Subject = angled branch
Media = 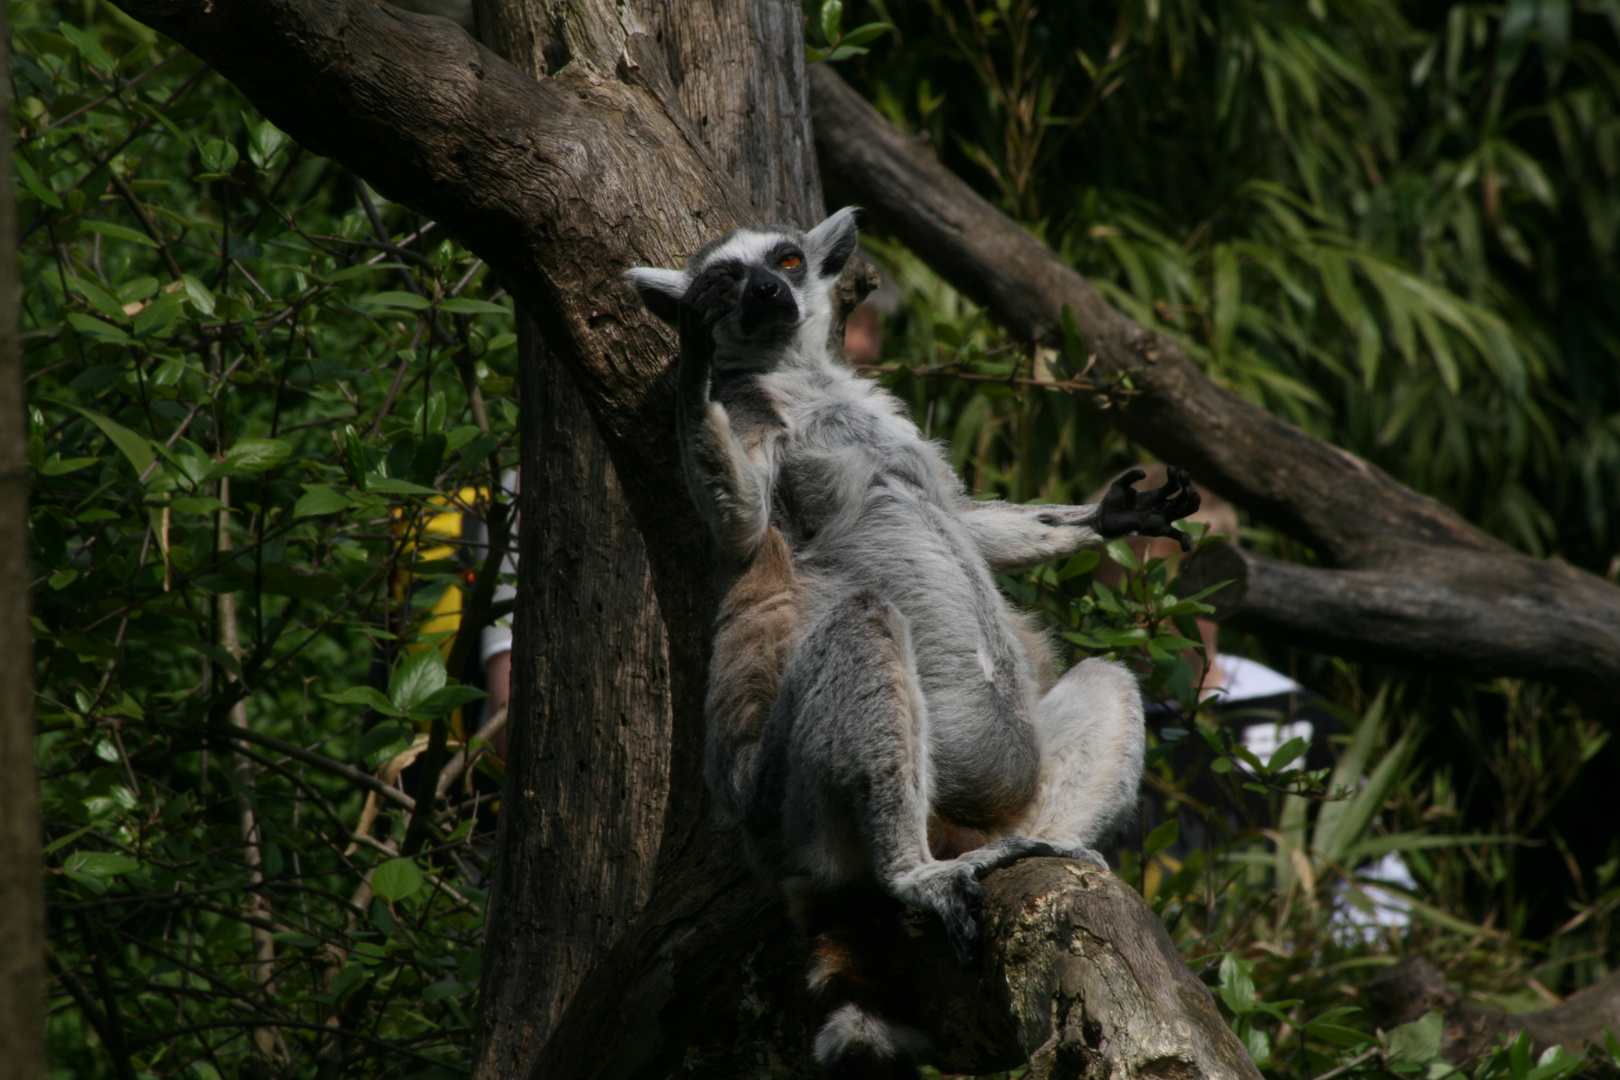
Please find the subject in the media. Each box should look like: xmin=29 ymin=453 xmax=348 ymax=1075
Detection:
xmin=808 ymin=65 xmax=1620 ymax=705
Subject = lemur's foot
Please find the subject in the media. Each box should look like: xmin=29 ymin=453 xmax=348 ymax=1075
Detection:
xmin=956 ymin=835 xmax=1109 ymax=876
xmin=892 ymin=861 xmax=985 ymax=967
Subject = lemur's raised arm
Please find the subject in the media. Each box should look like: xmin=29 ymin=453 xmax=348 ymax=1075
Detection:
xmin=626 ymin=211 xmax=1201 ymax=1080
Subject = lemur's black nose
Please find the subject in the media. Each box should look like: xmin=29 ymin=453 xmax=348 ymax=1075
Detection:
xmin=737 ymin=264 xmax=798 ymax=336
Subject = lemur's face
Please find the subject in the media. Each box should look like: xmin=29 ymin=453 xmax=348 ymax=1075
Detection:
xmin=626 ymin=208 xmax=860 ymax=365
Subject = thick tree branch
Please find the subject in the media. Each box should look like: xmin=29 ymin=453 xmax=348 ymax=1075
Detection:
xmin=1367 ymin=957 xmax=1620 ymax=1063
xmin=809 ymin=65 xmax=1620 ymax=706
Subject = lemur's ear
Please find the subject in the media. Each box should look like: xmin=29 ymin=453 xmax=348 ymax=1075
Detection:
xmin=624 ymin=267 xmax=688 ymax=326
xmin=805 ymin=207 xmax=860 ymax=279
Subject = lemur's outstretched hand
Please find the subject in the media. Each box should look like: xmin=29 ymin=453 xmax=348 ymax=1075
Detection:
xmin=1097 ymin=467 xmax=1202 ymax=551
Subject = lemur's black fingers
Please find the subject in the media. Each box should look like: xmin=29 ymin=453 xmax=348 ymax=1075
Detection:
xmin=1103 ymin=468 xmax=1147 ymax=513
xmin=1171 ymin=525 xmax=1195 ymax=552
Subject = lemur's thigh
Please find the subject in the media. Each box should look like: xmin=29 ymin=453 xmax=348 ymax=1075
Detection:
xmin=745 ymin=590 xmax=934 ymax=887
xmin=1020 ymin=657 xmax=1145 ymax=852
xmin=745 ymin=591 xmax=990 ymax=962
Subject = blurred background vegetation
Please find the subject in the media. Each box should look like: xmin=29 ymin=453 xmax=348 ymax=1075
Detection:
xmin=17 ymin=0 xmax=1620 ymax=1076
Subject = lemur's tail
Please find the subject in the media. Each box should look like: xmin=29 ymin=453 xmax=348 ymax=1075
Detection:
xmin=790 ymin=884 xmax=929 ymax=1079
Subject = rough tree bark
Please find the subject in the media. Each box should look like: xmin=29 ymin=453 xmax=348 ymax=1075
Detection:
xmin=466 ymin=3 xmax=674 ymax=1071
xmin=0 ymin=5 xmax=48 ymax=1076
xmin=809 ymin=66 xmax=1620 ymax=709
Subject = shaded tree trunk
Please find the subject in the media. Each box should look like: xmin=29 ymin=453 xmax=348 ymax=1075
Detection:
xmin=0 ymin=10 xmax=48 ymax=1079
xmin=467 ymin=3 xmax=820 ymax=1075
xmin=471 ymin=316 xmax=673 ymax=1076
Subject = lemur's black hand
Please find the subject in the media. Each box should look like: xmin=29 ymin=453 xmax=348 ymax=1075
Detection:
xmin=1097 ymin=467 xmax=1202 ymax=551
xmin=683 ymin=261 xmax=744 ymax=328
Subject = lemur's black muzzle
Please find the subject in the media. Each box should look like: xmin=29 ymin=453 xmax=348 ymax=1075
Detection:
xmin=737 ymin=265 xmax=798 ymax=336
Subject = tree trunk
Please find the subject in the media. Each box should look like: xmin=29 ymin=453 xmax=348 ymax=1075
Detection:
xmin=0 ymin=9 xmax=49 ymax=1079
xmin=471 ymin=316 xmax=673 ymax=1077
xmin=468 ymin=2 xmax=818 ymax=1074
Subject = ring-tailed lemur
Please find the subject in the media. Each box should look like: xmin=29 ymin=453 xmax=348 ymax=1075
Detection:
xmin=626 ymin=208 xmax=1201 ymax=1079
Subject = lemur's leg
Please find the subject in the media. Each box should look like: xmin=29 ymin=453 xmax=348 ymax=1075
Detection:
xmin=751 ymin=591 xmax=991 ymax=960
xmin=748 ymin=592 xmax=943 ymax=1075
xmin=1012 ymin=657 xmax=1145 ymax=862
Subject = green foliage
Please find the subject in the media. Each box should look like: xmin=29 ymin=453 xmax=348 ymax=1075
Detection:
xmin=854 ymin=0 xmax=1620 ymax=568
xmin=19 ymin=1 xmax=516 ymax=1074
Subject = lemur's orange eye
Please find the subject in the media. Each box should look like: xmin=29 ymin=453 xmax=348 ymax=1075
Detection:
xmin=779 ymin=254 xmax=802 ymax=269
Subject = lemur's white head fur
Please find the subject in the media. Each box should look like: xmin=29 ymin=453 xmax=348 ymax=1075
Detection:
xmin=625 ymin=207 xmax=860 ymax=371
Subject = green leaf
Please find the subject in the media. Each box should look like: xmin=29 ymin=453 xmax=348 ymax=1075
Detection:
xmin=132 ymin=293 xmax=184 ymax=338
xmin=295 ymin=484 xmax=357 ymax=517
xmin=1216 ymin=954 xmax=1257 ymax=1014
xmin=366 ymin=477 xmax=439 ymax=495
xmin=359 ymin=722 xmax=414 ymax=767
xmin=371 ymin=857 xmax=425 ymax=903
xmin=1386 ymin=1011 xmax=1443 ymax=1065
xmin=66 ymin=275 xmax=128 ymax=322
xmin=390 ymin=648 xmax=448 ymax=711
xmin=1105 ymin=538 xmax=1141 ymax=571
xmin=197 ymin=138 xmax=239 ymax=175
xmin=438 ymin=298 xmax=510 ymax=315
xmin=361 ymin=291 xmax=433 ymax=312
xmin=181 ymin=274 xmax=216 ymax=315
xmin=322 ymin=686 xmax=404 ymax=718
xmin=63 ymin=851 xmax=141 ymax=878
xmin=40 ymin=456 xmax=99 ymax=476
xmin=1057 ymin=548 xmax=1100 ymax=581
xmin=1267 ymin=736 xmax=1308 ymax=772
xmin=412 ymin=685 xmax=487 ymax=718
xmin=248 ymin=118 xmax=286 ymax=168
xmin=170 ymin=496 xmax=225 ymax=514
xmin=1143 ymin=819 xmax=1179 ymax=860
xmin=66 ymin=313 xmax=133 ymax=344
xmin=216 ymin=437 xmax=292 ymax=476
xmin=14 ymin=156 xmax=62 ymax=209
xmin=839 ymin=21 xmax=892 ymax=47
xmin=81 ymin=220 xmax=159 ymax=249
xmin=62 ymin=404 xmax=155 ymax=478
xmin=820 ymin=0 xmax=844 ymax=44
xmin=60 ymin=23 xmax=117 ymax=73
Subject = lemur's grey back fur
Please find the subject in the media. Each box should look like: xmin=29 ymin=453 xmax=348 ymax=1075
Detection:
xmin=626 ymin=209 xmax=1200 ymax=1078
